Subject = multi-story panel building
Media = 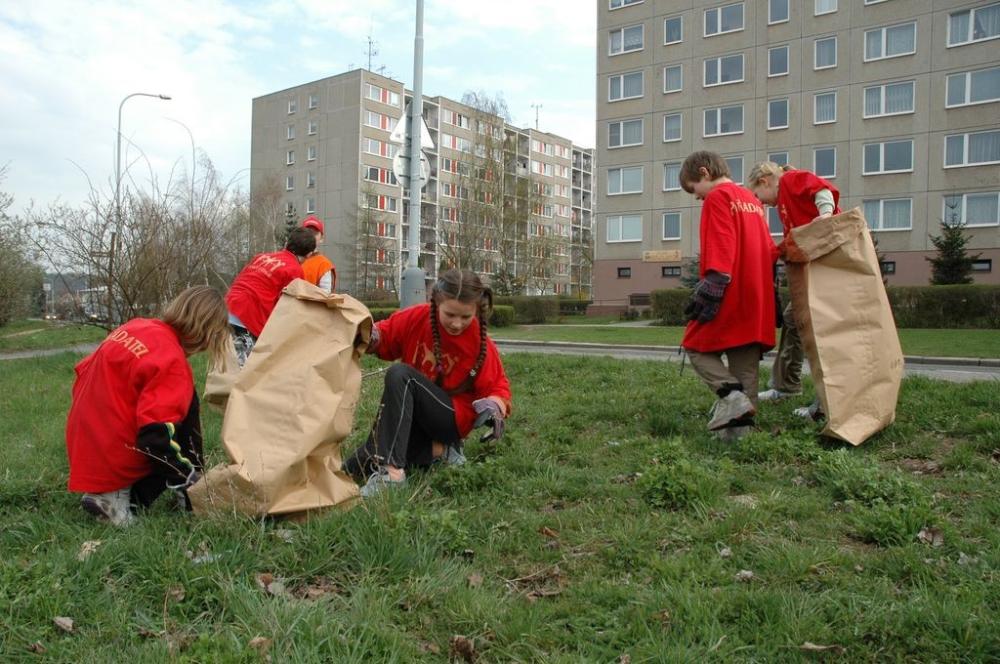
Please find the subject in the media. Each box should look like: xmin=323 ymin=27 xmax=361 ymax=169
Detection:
xmin=251 ymin=69 xmax=594 ymax=297
xmin=594 ymin=0 xmax=1000 ymax=311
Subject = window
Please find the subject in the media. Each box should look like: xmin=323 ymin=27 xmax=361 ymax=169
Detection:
xmin=662 ymin=212 xmax=681 ymax=240
xmin=863 ymin=139 xmax=913 ymax=174
xmin=704 ymin=3 xmax=744 ymax=37
xmin=948 ymin=3 xmax=1000 ymax=47
xmin=365 ymin=83 xmax=400 ymax=106
xmin=307 ymin=121 xmax=318 ymax=135
xmin=365 ymin=194 xmax=398 ymax=212
xmin=880 ymin=260 xmax=896 ymax=274
xmin=307 ymin=146 xmax=317 ymax=161
xmin=610 ymin=25 xmax=644 ymax=55
xmin=943 ymin=192 xmax=1000 ymax=228
xmin=617 ymin=267 xmax=632 ymax=278
xmin=768 ymin=98 xmax=789 ymax=130
xmin=287 ymin=99 xmax=297 ymax=114
xmin=305 ymin=197 xmax=315 ymax=214
xmin=286 ymin=150 xmax=295 ymax=165
xmin=767 ymin=207 xmax=783 ymax=235
xmin=944 ymin=131 xmax=1000 ymax=167
xmin=663 ymin=113 xmax=682 ymax=142
xmin=864 ymin=22 xmax=916 ymax=61
xmin=285 ymin=175 xmax=294 ymax=191
xmin=815 ymin=0 xmax=836 ymax=16
xmin=608 ymin=166 xmax=643 ymax=194
xmin=972 ymin=259 xmax=993 ymax=272
xmin=285 ymin=201 xmax=294 ymax=216
xmin=610 ymin=0 xmax=642 ymax=8
xmin=704 ymin=53 xmax=744 ymax=87
xmin=307 ymin=172 xmax=316 ymax=188
xmin=364 ymin=110 xmax=392 ymax=130
xmin=703 ymin=105 xmax=744 ymax=137
xmin=725 ymin=156 xmax=743 ymax=184
xmin=664 ymin=16 xmax=683 ymax=44
xmin=946 ymin=67 xmax=1000 ymax=108
xmin=609 ymin=71 xmax=644 ymax=101
xmin=443 ymin=110 xmax=470 ymax=128
xmin=364 ymin=137 xmax=397 ymax=158
xmin=363 ymin=165 xmax=398 ymax=185
xmin=769 ymin=151 xmax=789 ymax=166
xmin=814 ymin=147 xmax=836 ymax=178
xmin=864 ymin=198 xmax=912 ymax=230
xmin=609 ymin=118 xmax=643 ymax=148
xmin=664 ymin=65 xmax=683 ymax=93
xmin=662 ymin=265 xmax=682 ymax=277
xmin=308 ymin=94 xmax=319 ymax=110
xmin=814 ymin=36 xmax=837 ymax=69
xmin=768 ymin=45 xmax=789 ymax=77
xmin=663 ymin=162 xmax=681 ymax=191
xmin=864 ymin=81 xmax=915 ymax=117
xmin=608 ymin=214 xmax=642 ymax=242
xmin=814 ymin=91 xmax=837 ymax=124
xmin=769 ymin=0 xmax=788 ymax=24
xmin=531 ymin=160 xmax=554 ymax=176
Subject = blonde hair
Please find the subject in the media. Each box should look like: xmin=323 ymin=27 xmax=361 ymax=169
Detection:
xmin=162 ymin=286 xmax=231 ymax=367
xmin=746 ymin=161 xmax=793 ymax=188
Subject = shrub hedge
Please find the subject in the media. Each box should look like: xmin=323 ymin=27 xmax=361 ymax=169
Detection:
xmin=493 ymin=296 xmax=559 ymax=324
xmin=369 ymin=308 xmax=397 ymax=322
xmin=489 ymin=305 xmax=514 ymax=328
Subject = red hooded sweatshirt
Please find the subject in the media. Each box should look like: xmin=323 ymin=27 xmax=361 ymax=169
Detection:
xmin=226 ymin=249 xmax=303 ymax=337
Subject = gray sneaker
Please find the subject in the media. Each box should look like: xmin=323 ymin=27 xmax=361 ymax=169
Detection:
xmin=794 ymin=400 xmax=825 ymax=422
xmin=758 ymin=388 xmax=799 ymax=402
xmin=443 ymin=444 xmax=467 ymax=466
xmin=359 ymin=468 xmax=406 ymax=498
xmin=707 ymin=391 xmax=756 ymax=431
xmin=81 ymin=488 xmax=135 ymax=526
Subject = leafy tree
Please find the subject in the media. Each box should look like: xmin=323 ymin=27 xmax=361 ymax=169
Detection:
xmin=0 ymin=167 xmax=44 ymax=326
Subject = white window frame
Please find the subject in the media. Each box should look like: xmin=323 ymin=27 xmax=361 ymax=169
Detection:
xmin=607 ymin=166 xmax=644 ymax=195
xmin=608 ymin=71 xmax=644 ymax=102
xmin=813 ymin=91 xmax=837 ymax=125
xmin=864 ymin=198 xmax=913 ymax=231
xmin=863 ymin=22 xmax=917 ymax=62
xmin=766 ymin=207 xmax=784 ymax=236
xmin=663 ymin=113 xmax=682 ymax=142
xmin=308 ymin=94 xmax=319 ymax=110
xmin=307 ymin=146 xmax=317 ymax=162
xmin=662 ymin=211 xmax=682 ymax=240
xmin=947 ymin=3 xmax=1000 ymax=47
xmin=307 ymin=121 xmax=318 ymax=135
xmin=663 ymin=65 xmax=683 ymax=93
xmin=608 ymin=118 xmax=644 ymax=149
xmin=285 ymin=175 xmax=294 ymax=191
xmin=815 ymin=0 xmax=837 ymax=17
xmin=768 ymin=98 xmax=789 ymax=130
xmin=286 ymin=150 xmax=295 ymax=165
xmin=768 ymin=0 xmax=789 ymax=25
xmin=607 ymin=214 xmax=643 ymax=243
xmin=609 ymin=24 xmax=644 ymax=56
xmin=287 ymin=100 xmax=297 ymax=114
xmin=943 ymin=131 xmax=1000 ymax=168
xmin=942 ymin=192 xmax=1000 ymax=228
xmin=863 ymin=80 xmax=915 ymax=118
xmin=945 ymin=67 xmax=1000 ymax=109
xmin=814 ymin=146 xmax=837 ymax=179
xmin=305 ymin=197 xmax=316 ymax=214
xmin=768 ymin=45 xmax=789 ymax=77
xmin=703 ymin=53 xmax=744 ymax=88
xmin=663 ymin=162 xmax=682 ymax=191
xmin=725 ymin=155 xmax=744 ymax=184
xmin=307 ymin=172 xmax=316 ymax=188
xmin=703 ymin=105 xmax=744 ymax=137
xmin=609 ymin=0 xmax=643 ymax=8
xmin=286 ymin=125 xmax=295 ymax=140
xmin=664 ymin=16 xmax=683 ymax=45
xmin=814 ymin=36 xmax=837 ymax=70
xmin=865 ymin=0 xmax=890 ymax=4
xmin=704 ymin=2 xmax=745 ymax=38
xmin=863 ymin=139 xmax=914 ymax=175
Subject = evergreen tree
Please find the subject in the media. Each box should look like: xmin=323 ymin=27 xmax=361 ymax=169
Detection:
xmin=280 ymin=204 xmax=298 ymax=245
xmin=926 ymin=220 xmax=980 ymax=285
xmin=680 ymin=253 xmax=700 ymax=289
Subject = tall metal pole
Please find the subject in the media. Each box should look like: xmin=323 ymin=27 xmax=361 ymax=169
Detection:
xmin=399 ymin=0 xmax=427 ymax=308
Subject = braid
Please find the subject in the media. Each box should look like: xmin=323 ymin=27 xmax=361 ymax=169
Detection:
xmin=429 ymin=297 xmax=445 ymax=386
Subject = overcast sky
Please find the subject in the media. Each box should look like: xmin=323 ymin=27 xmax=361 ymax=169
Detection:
xmin=0 ymin=0 xmax=596 ymax=213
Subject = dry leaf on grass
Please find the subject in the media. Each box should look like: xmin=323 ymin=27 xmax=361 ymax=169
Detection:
xmin=53 ymin=617 xmax=75 ymax=633
xmin=718 ymin=547 xmax=732 ymax=559
xmin=467 ymin=573 xmax=484 ymax=588
xmin=525 ymin=588 xmax=562 ymax=602
xmin=77 ymin=540 xmax=103 ymax=561
xmin=295 ymin=577 xmax=342 ymax=600
xmin=449 ymin=635 xmax=477 ymax=663
xmin=249 ymin=636 xmax=272 ymax=653
xmin=167 ymin=586 xmax=186 ymax=603
xmin=917 ymin=527 xmax=944 ymax=547
xmin=538 ymin=526 xmax=560 ymax=539
xmin=734 ymin=570 xmax=755 ymax=583
xmin=255 ymin=572 xmax=289 ymax=597
xmin=27 ymin=642 xmax=46 ymax=653
xmin=958 ymin=552 xmax=978 ymax=566
xmin=730 ymin=494 xmax=758 ymax=509
xmin=273 ymin=529 xmax=295 ymax=544
xmin=618 ymin=655 xmax=631 ymax=664
xmin=419 ymin=641 xmax=441 ymax=654
xmin=800 ymin=642 xmax=846 ymax=654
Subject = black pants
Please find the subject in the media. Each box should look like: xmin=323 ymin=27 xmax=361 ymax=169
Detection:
xmin=131 ymin=391 xmax=204 ymax=510
xmin=344 ymin=364 xmax=461 ymax=478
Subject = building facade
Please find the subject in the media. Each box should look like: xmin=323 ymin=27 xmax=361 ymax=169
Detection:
xmin=594 ymin=0 xmax=1000 ymax=311
xmin=251 ymin=69 xmax=594 ymax=298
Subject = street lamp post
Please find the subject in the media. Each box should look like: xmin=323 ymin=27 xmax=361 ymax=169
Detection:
xmin=399 ymin=0 xmax=426 ymax=308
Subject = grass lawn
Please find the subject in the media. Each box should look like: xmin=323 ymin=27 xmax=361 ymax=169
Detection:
xmin=1 ymin=350 xmax=998 ymax=660
xmin=0 ymin=320 xmax=106 ymax=353
xmin=491 ymin=325 xmax=1000 ymax=359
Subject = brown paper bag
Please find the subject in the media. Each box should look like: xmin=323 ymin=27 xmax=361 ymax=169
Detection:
xmin=189 ymin=279 xmax=372 ymax=516
xmin=784 ymin=208 xmax=903 ymax=446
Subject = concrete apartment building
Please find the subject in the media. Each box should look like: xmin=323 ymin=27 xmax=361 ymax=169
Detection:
xmin=593 ymin=0 xmax=1000 ymax=312
xmin=250 ymin=69 xmax=594 ymax=297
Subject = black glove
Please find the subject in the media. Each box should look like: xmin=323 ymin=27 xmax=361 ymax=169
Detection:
xmin=684 ymin=272 xmax=730 ymax=323
xmin=472 ymin=398 xmax=505 ymax=443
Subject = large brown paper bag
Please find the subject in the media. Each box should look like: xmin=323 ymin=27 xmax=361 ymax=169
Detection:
xmin=189 ymin=279 xmax=372 ymax=516
xmin=784 ymin=208 xmax=903 ymax=446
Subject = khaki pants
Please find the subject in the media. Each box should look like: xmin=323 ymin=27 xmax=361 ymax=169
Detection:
xmin=686 ymin=344 xmax=764 ymax=407
xmin=771 ymin=301 xmax=804 ymax=394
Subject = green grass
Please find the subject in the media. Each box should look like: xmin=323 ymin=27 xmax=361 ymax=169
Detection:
xmin=0 ymin=320 xmax=106 ymax=353
xmin=491 ymin=325 xmax=1000 ymax=359
xmin=1 ymin=351 xmax=998 ymax=661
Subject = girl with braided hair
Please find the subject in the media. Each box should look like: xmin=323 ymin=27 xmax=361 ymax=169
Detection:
xmin=344 ymin=269 xmax=512 ymax=497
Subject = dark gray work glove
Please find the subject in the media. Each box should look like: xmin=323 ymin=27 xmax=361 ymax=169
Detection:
xmin=684 ymin=272 xmax=731 ymax=323
xmin=472 ymin=398 xmax=505 ymax=443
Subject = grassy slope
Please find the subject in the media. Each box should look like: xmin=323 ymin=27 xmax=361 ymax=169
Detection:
xmin=0 ymin=321 xmax=106 ymax=353
xmin=0 ymin=352 xmax=997 ymax=661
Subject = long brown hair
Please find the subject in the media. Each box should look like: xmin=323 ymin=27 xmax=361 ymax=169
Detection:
xmin=162 ymin=286 xmax=231 ymax=367
xmin=429 ymin=269 xmax=493 ymax=395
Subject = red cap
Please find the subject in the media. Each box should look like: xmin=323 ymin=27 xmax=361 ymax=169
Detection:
xmin=301 ymin=215 xmax=324 ymax=234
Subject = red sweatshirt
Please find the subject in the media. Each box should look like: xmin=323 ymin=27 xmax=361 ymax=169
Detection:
xmin=374 ymin=303 xmax=512 ymax=437
xmin=226 ymin=249 xmax=304 ymax=337
xmin=683 ymin=182 xmax=777 ymax=353
xmin=66 ymin=319 xmax=193 ymax=493
xmin=776 ymin=170 xmax=841 ymax=236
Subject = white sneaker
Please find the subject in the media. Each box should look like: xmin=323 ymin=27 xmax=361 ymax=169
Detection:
xmin=707 ymin=391 xmax=756 ymax=431
xmin=359 ymin=468 xmax=406 ymax=498
xmin=758 ymin=388 xmax=799 ymax=402
xmin=81 ymin=488 xmax=135 ymax=526
xmin=794 ymin=401 xmax=825 ymax=422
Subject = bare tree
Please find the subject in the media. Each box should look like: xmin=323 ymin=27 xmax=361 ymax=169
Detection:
xmin=0 ymin=166 xmax=44 ymax=325
xmin=349 ymin=181 xmax=399 ymax=299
